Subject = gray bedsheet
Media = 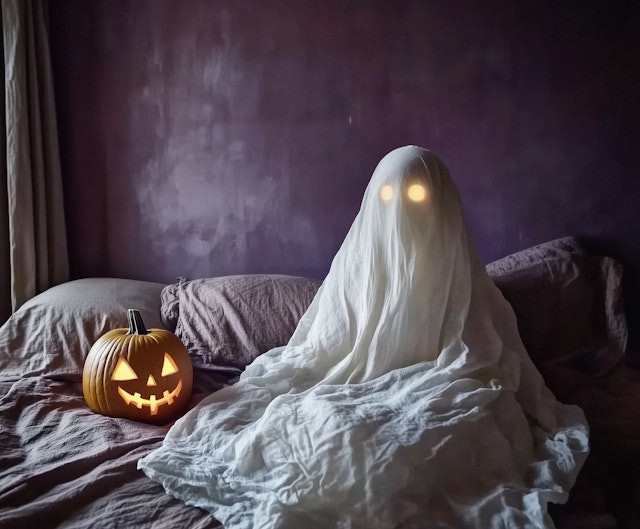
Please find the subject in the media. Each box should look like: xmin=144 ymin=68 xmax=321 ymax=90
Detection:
xmin=0 ymin=250 xmax=638 ymax=528
xmin=2 ymin=366 xmax=637 ymax=529
xmin=0 ymin=374 xmax=229 ymax=529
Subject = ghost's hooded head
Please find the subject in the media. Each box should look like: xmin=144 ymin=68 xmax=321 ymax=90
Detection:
xmin=274 ymin=146 xmax=483 ymax=384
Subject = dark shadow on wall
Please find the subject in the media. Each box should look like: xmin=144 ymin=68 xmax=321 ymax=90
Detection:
xmin=582 ymin=236 xmax=640 ymax=365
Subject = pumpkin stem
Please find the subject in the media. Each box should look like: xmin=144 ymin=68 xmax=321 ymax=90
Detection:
xmin=127 ymin=309 xmax=149 ymax=335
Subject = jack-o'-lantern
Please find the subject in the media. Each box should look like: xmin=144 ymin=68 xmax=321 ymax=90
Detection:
xmin=82 ymin=309 xmax=193 ymax=424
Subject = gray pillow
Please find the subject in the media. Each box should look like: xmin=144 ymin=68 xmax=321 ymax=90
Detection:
xmin=487 ymin=237 xmax=627 ymax=374
xmin=0 ymin=278 xmax=166 ymax=381
xmin=162 ymin=275 xmax=321 ymax=370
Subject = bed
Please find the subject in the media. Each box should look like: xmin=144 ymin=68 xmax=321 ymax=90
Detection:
xmin=0 ymin=236 xmax=638 ymax=528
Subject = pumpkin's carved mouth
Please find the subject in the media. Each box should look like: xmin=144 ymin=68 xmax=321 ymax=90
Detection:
xmin=117 ymin=379 xmax=183 ymax=416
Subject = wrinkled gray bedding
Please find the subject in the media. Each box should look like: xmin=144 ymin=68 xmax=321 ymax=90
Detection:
xmin=0 ymin=373 xmax=231 ymax=529
xmin=0 ymin=237 xmax=638 ymax=528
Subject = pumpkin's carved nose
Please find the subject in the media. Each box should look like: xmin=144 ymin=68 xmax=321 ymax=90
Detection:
xmin=147 ymin=375 xmax=157 ymax=386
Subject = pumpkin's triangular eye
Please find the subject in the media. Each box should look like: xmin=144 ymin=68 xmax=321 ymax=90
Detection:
xmin=161 ymin=353 xmax=179 ymax=377
xmin=112 ymin=357 xmax=138 ymax=381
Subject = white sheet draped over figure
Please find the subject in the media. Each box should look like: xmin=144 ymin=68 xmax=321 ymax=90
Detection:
xmin=138 ymin=146 xmax=589 ymax=529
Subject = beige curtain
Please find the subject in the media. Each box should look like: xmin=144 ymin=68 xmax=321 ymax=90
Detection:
xmin=1 ymin=0 xmax=68 ymax=323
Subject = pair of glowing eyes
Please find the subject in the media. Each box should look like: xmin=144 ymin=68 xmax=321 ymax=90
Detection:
xmin=380 ymin=183 xmax=428 ymax=203
xmin=112 ymin=353 xmax=180 ymax=386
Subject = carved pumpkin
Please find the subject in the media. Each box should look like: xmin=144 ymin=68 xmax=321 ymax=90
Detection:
xmin=82 ymin=309 xmax=193 ymax=424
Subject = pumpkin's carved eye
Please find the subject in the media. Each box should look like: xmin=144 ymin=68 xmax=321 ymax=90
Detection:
xmin=161 ymin=353 xmax=179 ymax=377
xmin=111 ymin=353 xmax=179 ymax=382
xmin=112 ymin=357 xmax=138 ymax=381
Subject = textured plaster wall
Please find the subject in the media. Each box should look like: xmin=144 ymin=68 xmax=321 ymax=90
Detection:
xmin=50 ymin=1 xmax=639 ymax=342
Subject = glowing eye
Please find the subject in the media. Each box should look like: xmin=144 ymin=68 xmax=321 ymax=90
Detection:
xmin=161 ymin=353 xmax=179 ymax=377
xmin=407 ymin=183 xmax=427 ymax=202
xmin=112 ymin=357 xmax=138 ymax=381
xmin=380 ymin=184 xmax=394 ymax=202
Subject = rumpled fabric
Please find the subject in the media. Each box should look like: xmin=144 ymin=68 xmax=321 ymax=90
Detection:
xmin=138 ymin=146 xmax=589 ymax=529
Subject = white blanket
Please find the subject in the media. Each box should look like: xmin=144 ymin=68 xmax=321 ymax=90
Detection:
xmin=139 ymin=146 xmax=588 ymax=529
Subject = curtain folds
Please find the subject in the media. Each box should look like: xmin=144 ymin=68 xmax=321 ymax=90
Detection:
xmin=1 ymin=0 xmax=68 ymax=323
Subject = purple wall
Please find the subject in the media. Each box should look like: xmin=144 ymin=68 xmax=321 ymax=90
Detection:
xmin=50 ymin=1 xmax=639 ymax=342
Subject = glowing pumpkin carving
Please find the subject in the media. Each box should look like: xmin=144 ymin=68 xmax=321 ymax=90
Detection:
xmin=82 ymin=309 xmax=193 ymax=424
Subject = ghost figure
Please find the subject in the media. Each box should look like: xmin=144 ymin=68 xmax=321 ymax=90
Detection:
xmin=139 ymin=146 xmax=588 ymax=529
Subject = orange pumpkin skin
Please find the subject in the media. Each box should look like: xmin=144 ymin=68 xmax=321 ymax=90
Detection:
xmin=82 ymin=309 xmax=193 ymax=424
